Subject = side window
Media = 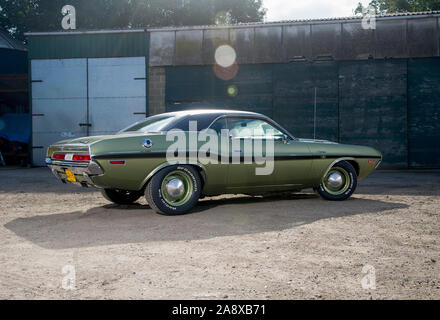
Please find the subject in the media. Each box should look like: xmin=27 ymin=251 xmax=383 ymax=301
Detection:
xmin=227 ymin=118 xmax=284 ymax=139
xmin=209 ymin=117 xmax=228 ymax=134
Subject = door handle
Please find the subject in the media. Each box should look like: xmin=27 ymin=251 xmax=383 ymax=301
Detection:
xmin=79 ymin=123 xmax=92 ymax=127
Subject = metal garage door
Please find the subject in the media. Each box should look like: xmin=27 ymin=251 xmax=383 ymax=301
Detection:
xmin=88 ymin=57 xmax=146 ymax=136
xmin=31 ymin=59 xmax=88 ymax=166
xmin=408 ymin=58 xmax=440 ymax=167
xmin=165 ymin=65 xmax=273 ymax=117
xmin=31 ymin=57 xmax=146 ymax=165
xmin=339 ymin=60 xmax=408 ymax=168
xmin=273 ymin=61 xmax=339 ymax=141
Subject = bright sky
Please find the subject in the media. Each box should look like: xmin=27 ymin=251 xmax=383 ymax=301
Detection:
xmin=263 ymin=0 xmax=371 ymax=22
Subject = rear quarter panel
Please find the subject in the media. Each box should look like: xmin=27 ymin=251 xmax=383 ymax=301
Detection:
xmin=90 ymin=134 xmax=168 ymax=191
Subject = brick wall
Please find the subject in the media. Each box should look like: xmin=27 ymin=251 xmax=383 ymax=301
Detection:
xmin=148 ymin=67 xmax=166 ymax=115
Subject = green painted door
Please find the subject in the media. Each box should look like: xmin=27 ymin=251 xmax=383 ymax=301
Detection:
xmin=165 ymin=65 xmax=273 ymax=116
xmin=273 ymin=61 xmax=339 ymax=142
xmin=408 ymin=58 xmax=440 ymax=168
xmin=339 ymin=60 xmax=408 ymax=168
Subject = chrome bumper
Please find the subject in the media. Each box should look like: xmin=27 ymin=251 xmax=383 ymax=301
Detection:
xmin=46 ymin=158 xmax=103 ymax=187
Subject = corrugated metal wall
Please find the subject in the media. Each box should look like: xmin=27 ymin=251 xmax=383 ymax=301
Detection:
xmin=165 ymin=58 xmax=440 ymax=168
xmin=166 ymin=65 xmax=273 ymax=116
xmin=339 ymin=60 xmax=408 ymax=167
xmin=28 ymin=32 xmax=148 ymax=59
xmin=273 ymin=61 xmax=339 ymax=142
xmin=408 ymin=58 xmax=440 ymax=167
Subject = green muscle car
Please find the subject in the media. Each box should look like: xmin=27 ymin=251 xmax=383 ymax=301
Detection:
xmin=46 ymin=109 xmax=382 ymax=215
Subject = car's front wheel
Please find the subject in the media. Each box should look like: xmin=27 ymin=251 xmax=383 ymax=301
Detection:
xmin=317 ymin=161 xmax=357 ymax=201
xmin=101 ymin=188 xmax=143 ymax=205
xmin=145 ymin=165 xmax=202 ymax=215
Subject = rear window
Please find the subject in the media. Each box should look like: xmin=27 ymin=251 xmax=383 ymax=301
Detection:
xmin=171 ymin=114 xmax=219 ymax=131
xmin=121 ymin=115 xmax=176 ymax=133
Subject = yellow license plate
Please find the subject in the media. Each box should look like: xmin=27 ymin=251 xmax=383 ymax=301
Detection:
xmin=65 ymin=169 xmax=76 ymax=182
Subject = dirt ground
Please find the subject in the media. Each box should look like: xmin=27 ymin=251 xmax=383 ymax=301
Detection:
xmin=0 ymin=167 xmax=439 ymax=300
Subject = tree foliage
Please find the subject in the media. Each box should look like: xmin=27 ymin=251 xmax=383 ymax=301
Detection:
xmin=0 ymin=0 xmax=266 ymax=41
xmin=355 ymin=0 xmax=440 ymax=15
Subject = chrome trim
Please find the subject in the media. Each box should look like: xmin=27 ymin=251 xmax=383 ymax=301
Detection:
xmin=48 ymin=165 xmax=89 ymax=175
xmin=227 ymin=183 xmax=302 ymax=189
xmin=47 ymin=160 xmax=103 ymax=175
xmin=375 ymin=160 xmax=382 ymax=169
xmin=142 ymin=138 xmax=153 ymax=149
xmin=50 ymin=160 xmax=89 ymax=168
xmin=82 ymin=173 xmax=95 ymax=185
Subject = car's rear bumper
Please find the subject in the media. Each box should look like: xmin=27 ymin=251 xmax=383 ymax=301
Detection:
xmin=46 ymin=158 xmax=104 ymax=188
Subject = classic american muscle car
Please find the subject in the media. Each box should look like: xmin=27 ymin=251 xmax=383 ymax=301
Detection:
xmin=46 ymin=109 xmax=382 ymax=215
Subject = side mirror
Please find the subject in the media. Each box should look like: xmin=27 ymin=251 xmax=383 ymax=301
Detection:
xmin=283 ymin=134 xmax=290 ymax=144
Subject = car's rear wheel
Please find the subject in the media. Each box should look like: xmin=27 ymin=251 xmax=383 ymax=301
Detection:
xmin=101 ymin=188 xmax=142 ymax=205
xmin=317 ymin=161 xmax=357 ymax=201
xmin=145 ymin=165 xmax=201 ymax=215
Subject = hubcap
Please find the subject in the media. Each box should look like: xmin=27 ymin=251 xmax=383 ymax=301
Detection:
xmin=161 ymin=170 xmax=194 ymax=206
xmin=327 ymin=172 xmax=343 ymax=188
xmin=165 ymin=178 xmax=184 ymax=198
xmin=322 ymin=167 xmax=351 ymax=195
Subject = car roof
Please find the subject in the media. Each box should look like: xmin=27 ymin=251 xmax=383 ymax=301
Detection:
xmin=158 ymin=109 xmax=265 ymax=118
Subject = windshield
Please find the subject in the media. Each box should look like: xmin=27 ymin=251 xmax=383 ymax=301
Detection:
xmin=120 ymin=115 xmax=176 ymax=133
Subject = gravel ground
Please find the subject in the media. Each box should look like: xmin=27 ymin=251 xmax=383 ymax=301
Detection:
xmin=0 ymin=167 xmax=439 ymax=300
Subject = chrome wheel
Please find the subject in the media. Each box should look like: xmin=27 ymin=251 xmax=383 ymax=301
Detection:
xmin=160 ymin=170 xmax=194 ymax=206
xmin=322 ymin=168 xmax=351 ymax=196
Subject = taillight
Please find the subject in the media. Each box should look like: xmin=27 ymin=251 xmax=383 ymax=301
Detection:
xmin=52 ymin=153 xmax=91 ymax=161
xmin=72 ymin=154 xmax=91 ymax=161
xmin=52 ymin=153 xmax=65 ymax=160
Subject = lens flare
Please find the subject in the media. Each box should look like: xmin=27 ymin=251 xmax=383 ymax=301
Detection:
xmin=215 ymin=45 xmax=236 ymax=68
xmin=227 ymin=85 xmax=238 ymax=97
xmin=213 ymin=61 xmax=239 ymax=81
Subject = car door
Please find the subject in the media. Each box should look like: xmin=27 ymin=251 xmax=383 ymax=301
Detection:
xmin=225 ymin=117 xmax=313 ymax=190
xmin=224 ymin=117 xmax=278 ymax=189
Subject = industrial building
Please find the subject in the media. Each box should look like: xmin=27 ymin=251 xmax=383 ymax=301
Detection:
xmin=25 ymin=11 xmax=440 ymax=168
xmin=0 ymin=31 xmax=29 ymax=166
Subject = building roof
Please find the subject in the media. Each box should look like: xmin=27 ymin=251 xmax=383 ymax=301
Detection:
xmin=148 ymin=10 xmax=440 ymax=31
xmin=24 ymin=11 xmax=440 ymax=36
xmin=0 ymin=30 xmax=27 ymax=51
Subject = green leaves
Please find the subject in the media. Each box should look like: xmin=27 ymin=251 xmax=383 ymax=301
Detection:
xmin=1 ymin=0 xmax=266 ymax=42
xmin=355 ymin=0 xmax=440 ymax=15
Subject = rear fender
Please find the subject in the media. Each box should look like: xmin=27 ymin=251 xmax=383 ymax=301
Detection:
xmin=140 ymin=161 xmax=207 ymax=190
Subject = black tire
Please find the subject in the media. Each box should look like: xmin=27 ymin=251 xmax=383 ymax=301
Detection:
xmin=145 ymin=165 xmax=201 ymax=215
xmin=101 ymin=188 xmax=142 ymax=205
xmin=317 ymin=161 xmax=357 ymax=201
